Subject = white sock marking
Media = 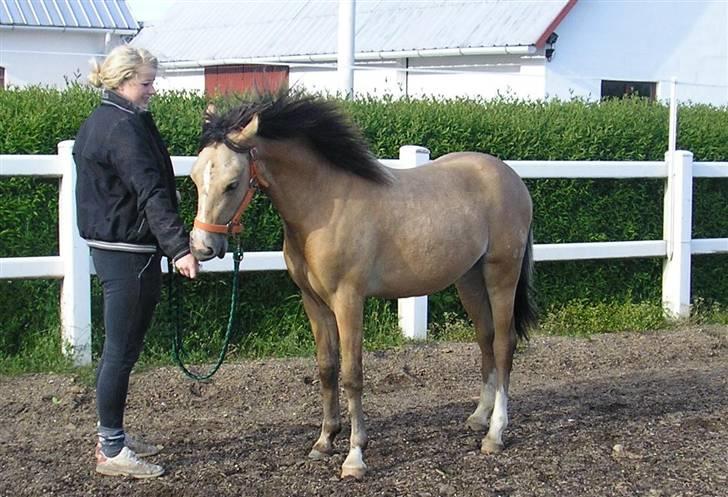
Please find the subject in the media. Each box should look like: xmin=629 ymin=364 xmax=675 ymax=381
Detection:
xmin=487 ymin=386 xmax=508 ymax=446
xmin=472 ymin=370 xmax=497 ymax=422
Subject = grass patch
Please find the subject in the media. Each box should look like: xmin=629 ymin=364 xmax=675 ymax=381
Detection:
xmin=0 ymin=325 xmax=75 ymax=374
xmin=2 ymin=298 xmax=726 ymax=376
xmin=429 ymin=300 xmax=685 ymax=341
xmin=538 ymin=299 xmax=667 ymax=336
xmin=362 ymin=298 xmax=406 ymax=351
xmin=690 ymin=298 xmax=728 ymax=325
xmin=429 ymin=312 xmax=475 ymax=342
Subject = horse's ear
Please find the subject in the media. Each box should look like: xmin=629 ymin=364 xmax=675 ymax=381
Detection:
xmin=227 ymin=114 xmax=259 ymax=144
xmin=204 ymin=103 xmax=216 ymax=123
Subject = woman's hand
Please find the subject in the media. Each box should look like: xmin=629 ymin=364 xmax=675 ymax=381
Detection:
xmin=175 ymin=253 xmax=200 ymax=279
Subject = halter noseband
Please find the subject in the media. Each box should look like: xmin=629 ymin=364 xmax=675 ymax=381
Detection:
xmin=193 ymin=148 xmax=267 ymax=235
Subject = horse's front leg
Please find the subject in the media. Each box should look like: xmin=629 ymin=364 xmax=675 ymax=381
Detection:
xmin=333 ymin=294 xmax=368 ymax=479
xmin=301 ymin=291 xmax=342 ymax=459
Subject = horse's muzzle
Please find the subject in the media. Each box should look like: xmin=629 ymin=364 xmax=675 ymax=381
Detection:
xmin=189 ymin=229 xmax=228 ymax=261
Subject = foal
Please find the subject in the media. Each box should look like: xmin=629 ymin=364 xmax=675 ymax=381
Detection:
xmin=189 ymin=95 xmax=537 ymax=479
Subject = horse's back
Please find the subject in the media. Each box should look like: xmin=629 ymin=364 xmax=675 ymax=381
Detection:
xmin=408 ymin=151 xmax=531 ymax=213
xmin=431 ymin=151 xmax=522 ymax=184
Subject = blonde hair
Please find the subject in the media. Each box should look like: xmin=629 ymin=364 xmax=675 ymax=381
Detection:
xmin=88 ymin=45 xmax=158 ymax=90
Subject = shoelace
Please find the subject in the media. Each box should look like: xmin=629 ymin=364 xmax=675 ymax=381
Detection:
xmin=127 ymin=450 xmax=140 ymax=462
xmin=123 ymin=449 xmax=146 ymax=466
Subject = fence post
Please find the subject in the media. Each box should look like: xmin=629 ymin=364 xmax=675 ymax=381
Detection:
xmin=662 ymin=150 xmax=693 ymax=319
xmin=58 ymin=140 xmax=92 ymax=365
xmin=396 ymin=145 xmax=431 ymax=339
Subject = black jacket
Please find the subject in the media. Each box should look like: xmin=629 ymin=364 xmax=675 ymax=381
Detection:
xmin=73 ymin=90 xmax=190 ymax=262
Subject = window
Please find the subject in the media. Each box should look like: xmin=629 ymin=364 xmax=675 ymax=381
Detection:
xmin=0 ymin=67 xmax=4 ymax=90
xmin=601 ymin=80 xmax=656 ymax=100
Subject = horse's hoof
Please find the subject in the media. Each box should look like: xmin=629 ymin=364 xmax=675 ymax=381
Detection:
xmin=308 ymin=448 xmax=331 ymax=460
xmin=465 ymin=415 xmax=488 ymax=432
xmin=481 ymin=437 xmax=504 ymax=454
xmin=341 ymin=446 xmax=367 ymax=480
xmin=341 ymin=463 xmax=367 ymax=480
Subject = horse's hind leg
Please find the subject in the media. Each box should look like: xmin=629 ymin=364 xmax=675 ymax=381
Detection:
xmin=301 ymin=291 xmax=342 ymax=460
xmin=480 ymin=257 xmax=522 ymax=454
xmin=455 ymin=264 xmax=497 ymax=432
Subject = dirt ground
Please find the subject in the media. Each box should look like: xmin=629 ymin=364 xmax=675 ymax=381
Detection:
xmin=1 ymin=325 xmax=726 ymax=497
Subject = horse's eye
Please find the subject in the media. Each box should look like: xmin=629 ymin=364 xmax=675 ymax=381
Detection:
xmin=224 ymin=181 xmax=240 ymax=193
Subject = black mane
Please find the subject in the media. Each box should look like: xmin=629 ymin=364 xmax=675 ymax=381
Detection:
xmin=200 ymin=94 xmax=393 ymax=184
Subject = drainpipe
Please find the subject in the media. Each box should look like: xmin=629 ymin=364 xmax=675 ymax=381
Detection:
xmin=338 ymin=0 xmax=355 ymax=99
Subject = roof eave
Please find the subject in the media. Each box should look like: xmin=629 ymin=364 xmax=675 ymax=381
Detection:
xmin=161 ymin=45 xmax=538 ymax=70
xmin=0 ymin=24 xmax=138 ymax=35
xmin=534 ymin=0 xmax=578 ymax=48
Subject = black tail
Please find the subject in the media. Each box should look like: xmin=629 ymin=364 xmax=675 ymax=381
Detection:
xmin=514 ymin=227 xmax=538 ymax=341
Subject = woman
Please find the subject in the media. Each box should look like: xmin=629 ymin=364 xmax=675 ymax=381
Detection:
xmin=73 ymin=45 xmax=199 ymax=478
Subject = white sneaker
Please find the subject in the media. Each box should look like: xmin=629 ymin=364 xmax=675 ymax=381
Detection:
xmin=95 ymin=446 xmax=165 ymax=478
xmin=125 ymin=433 xmax=163 ymax=457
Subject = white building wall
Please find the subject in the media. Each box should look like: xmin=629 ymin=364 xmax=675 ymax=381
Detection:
xmin=545 ymin=0 xmax=728 ymax=105
xmin=155 ymin=68 xmax=204 ymax=93
xmin=290 ymin=64 xmax=405 ymax=98
xmin=157 ymin=53 xmax=548 ymax=99
xmin=282 ymin=54 xmax=546 ymax=100
xmin=0 ymin=29 xmax=127 ymax=88
xmin=155 ymin=1 xmax=727 ymax=106
xmin=162 ymin=58 xmax=547 ymax=101
xmin=405 ymin=56 xmax=546 ymax=100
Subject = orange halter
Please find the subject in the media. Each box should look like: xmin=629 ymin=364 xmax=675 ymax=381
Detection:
xmin=193 ymin=148 xmax=268 ymax=235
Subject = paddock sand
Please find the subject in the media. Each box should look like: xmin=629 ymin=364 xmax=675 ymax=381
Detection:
xmin=1 ymin=325 xmax=726 ymax=496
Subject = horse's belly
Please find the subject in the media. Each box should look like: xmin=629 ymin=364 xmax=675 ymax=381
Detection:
xmin=373 ymin=280 xmax=452 ymax=299
xmin=365 ymin=214 xmax=489 ymax=298
xmin=369 ymin=250 xmax=482 ymax=299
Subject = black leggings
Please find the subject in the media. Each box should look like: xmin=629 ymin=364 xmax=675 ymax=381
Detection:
xmin=92 ymin=248 xmax=161 ymax=430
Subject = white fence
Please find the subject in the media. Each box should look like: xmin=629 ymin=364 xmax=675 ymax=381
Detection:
xmin=1 ymin=143 xmax=727 ymax=366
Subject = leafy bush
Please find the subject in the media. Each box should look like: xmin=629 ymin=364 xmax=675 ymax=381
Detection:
xmin=1 ymin=86 xmax=726 ymax=370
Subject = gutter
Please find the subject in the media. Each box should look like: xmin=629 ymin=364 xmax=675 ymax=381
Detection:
xmin=0 ymin=24 xmax=138 ymax=35
xmin=161 ymin=45 xmax=538 ymax=70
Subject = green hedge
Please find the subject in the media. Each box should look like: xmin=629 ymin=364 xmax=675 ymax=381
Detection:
xmin=1 ymin=86 xmax=726 ymax=362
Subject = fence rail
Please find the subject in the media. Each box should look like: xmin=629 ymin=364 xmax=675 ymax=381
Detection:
xmin=1 ymin=143 xmax=727 ymax=365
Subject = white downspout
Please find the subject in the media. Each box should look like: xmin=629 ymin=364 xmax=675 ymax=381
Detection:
xmin=337 ymin=0 xmax=355 ymax=99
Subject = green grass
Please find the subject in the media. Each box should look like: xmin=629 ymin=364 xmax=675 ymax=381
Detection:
xmin=426 ymin=298 xmax=728 ymax=342
xmin=0 ymin=324 xmax=75 ymax=374
xmin=690 ymin=298 xmax=728 ymax=325
xmin=1 ymin=299 xmax=726 ymax=376
xmin=429 ymin=312 xmax=476 ymax=342
xmin=538 ymin=299 xmax=668 ymax=336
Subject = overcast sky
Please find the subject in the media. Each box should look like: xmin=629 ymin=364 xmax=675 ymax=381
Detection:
xmin=126 ymin=0 xmax=175 ymax=23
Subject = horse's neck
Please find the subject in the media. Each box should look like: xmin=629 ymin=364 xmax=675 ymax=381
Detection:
xmin=260 ymin=141 xmax=352 ymax=226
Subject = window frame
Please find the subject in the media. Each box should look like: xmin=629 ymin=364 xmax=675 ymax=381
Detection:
xmin=601 ymin=80 xmax=657 ymax=101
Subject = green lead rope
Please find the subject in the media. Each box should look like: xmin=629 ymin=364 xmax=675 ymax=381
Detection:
xmin=169 ymin=241 xmax=243 ymax=381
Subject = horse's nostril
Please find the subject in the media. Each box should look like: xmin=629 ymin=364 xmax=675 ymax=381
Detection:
xmin=200 ymin=246 xmax=214 ymax=257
